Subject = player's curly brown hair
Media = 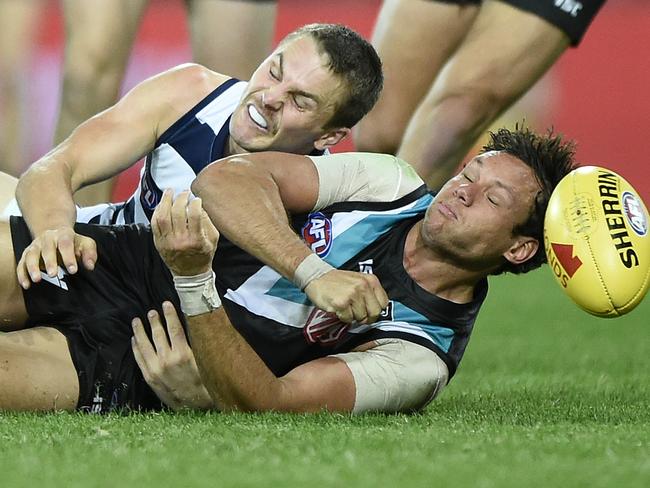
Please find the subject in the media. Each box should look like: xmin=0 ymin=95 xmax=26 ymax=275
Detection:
xmin=484 ymin=124 xmax=577 ymax=275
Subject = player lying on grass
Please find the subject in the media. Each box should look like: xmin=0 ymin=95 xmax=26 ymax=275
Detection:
xmin=0 ymin=127 xmax=575 ymax=413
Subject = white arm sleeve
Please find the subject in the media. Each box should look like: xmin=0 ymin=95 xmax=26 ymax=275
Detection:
xmin=307 ymin=152 xmax=425 ymax=211
xmin=331 ymin=338 xmax=449 ymax=414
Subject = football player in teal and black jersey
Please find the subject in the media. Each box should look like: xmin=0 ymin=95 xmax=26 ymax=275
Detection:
xmin=1 ymin=126 xmax=575 ymax=413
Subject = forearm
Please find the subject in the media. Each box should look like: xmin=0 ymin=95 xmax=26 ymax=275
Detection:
xmin=192 ymin=156 xmax=314 ymax=281
xmin=186 ymin=307 xmax=288 ymax=412
xmin=16 ymin=151 xmax=78 ymax=234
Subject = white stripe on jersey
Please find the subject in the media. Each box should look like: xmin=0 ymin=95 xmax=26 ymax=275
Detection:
xmin=195 ymin=82 xmax=245 ymax=133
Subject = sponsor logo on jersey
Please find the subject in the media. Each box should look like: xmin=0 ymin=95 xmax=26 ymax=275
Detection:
xmin=90 ymin=382 xmax=103 ymax=414
xmin=379 ymin=301 xmax=394 ymax=321
xmin=40 ymin=266 xmax=69 ymax=291
xmin=303 ymin=301 xmax=395 ymax=345
xmin=622 ymin=191 xmax=648 ymax=237
xmin=303 ymin=308 xmax=348 ymax=345
xmin=358 ymin=259 xmax=373 ymax=274
xmin=554 ymin=0 xmax=582 ymax=17
xmin=140 ymin=156 xmax=162 ymax=210
xmin=301 ymin=212 xmax=332 ymax=257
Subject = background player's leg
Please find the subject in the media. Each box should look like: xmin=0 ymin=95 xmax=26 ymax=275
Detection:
xmin=354 ymin=0 xmax=480 ymax=154
xmin=0 ymin=0 xmax=42 ymax=177
xmin=0 ymin=220 xmax=28 ymax=331
xmin=0 ymin=172 xmax=17 ymax=213
xmin=398 ymin=0 xmax=570 ymax=190
xmin=55 ymin=0 xmax=149 ymax=206
xmin=186 ymin=0 xmax=277 ymax=81
xmin=0 ymin=326 xmax=79 ymax=411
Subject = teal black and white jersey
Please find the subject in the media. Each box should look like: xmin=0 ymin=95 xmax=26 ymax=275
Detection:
xmin=213 ymin=185 xmax=487 ymax=380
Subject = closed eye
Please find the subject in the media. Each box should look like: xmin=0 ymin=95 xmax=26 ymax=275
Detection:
xmin=292 ymin=95 xmax=306 ymax=110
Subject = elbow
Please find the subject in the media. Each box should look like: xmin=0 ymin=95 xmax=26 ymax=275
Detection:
xmin=191 ymin=155 xmax=266 ymax=199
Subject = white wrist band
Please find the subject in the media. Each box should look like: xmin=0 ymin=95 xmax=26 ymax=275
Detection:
xmin=293 ymin=254 xmax=334 ymax=290
xmin=173 ymin=270 xmax=222 ymax=317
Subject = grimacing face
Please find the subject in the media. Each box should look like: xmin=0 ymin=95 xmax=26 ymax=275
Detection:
xmin=421 ymin=151 xmax=542 ymax=270
xmin=229 ymin=34 xmax=349 ymax=154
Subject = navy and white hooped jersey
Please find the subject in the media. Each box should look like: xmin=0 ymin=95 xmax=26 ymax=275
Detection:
xmin=213 ymin=186 xmax=487 ymax=380
xmin=77 ymin=78 xmax=248 ymax=225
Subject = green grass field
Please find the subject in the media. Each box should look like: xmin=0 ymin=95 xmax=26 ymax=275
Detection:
xmin=1 ymin=269 xmax=648 ymax=488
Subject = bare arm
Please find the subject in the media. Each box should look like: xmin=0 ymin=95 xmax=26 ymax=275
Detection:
xmin=191 ymin=152 xmax=319 ymax=280
xmin=133 ymin=301 xmax=356 ymax=413
xmin=14 ymin=64 xmax=227 ymax=286
xmin=148 ymin=190 xmax=355 ymax=412
xmin=191 ymin=153 xmax=390 ymax=324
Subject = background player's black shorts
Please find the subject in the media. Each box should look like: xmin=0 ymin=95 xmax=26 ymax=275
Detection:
xmin=432 ymin=0 xmax=606 ymax=45
xmin=10 ymin=217 xmax=182 ymax=413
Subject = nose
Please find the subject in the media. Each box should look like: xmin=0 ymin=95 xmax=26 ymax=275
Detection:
xmin=454 ymin=182 xmax=475 ymax=206
xmin=262 ymin=86 xmax=283 ymax=111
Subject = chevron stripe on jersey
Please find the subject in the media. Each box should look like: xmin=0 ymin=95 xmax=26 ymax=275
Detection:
xmin=219 ymin=188 xmax=485 ymax=378
xmin=225 ymin=191 xmax=433 ymax=314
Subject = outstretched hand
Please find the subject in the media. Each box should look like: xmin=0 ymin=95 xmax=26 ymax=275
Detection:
xmin=152 ymin=189 xmax=219 ymax=276
xmin=304 ymin=269 xmax=389 ymax=324
xmin=16 ymin=226 xmax=97 ymax=289
xmin=132 ymin=301 xmax=214 ymax=410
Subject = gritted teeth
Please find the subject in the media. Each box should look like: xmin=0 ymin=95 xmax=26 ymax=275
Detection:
xmin=247 ymin=104 xmax=268 ymax=129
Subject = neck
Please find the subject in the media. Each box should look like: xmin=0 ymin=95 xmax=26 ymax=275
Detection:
xmin=226 ymin=136 xmax=245 ymax=157
xmin=403 ymin=221 xmax=486 ymax=304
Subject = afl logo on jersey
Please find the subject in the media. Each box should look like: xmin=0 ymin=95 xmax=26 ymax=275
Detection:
xmin=301 ymin=212 xmax=332 ymax=257
xmin=140 ymin=170 xmax=162 ymax=210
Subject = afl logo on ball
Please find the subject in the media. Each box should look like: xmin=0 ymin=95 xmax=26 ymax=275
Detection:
xmin=622 ymin=192 xmax=648 ymax=236
xmin=301 ymin=212 xmax=332 ymax=257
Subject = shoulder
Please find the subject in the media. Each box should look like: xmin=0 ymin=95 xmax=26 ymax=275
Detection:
xmin=156 ymin=63 xmax=232 ymax=108
xmin=142 ymin=64 xmax=236 ymax=137
xmin=308 ymin=152 xmax=425 ymax=209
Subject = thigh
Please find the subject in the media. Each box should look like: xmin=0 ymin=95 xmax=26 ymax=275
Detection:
xmin=186 ymin=0 xmax=277 ymax=80
xmin=0 ymin=326 xmax=79 ymax=411
xmin=0 ymin=0 xmax=42 ymax=71
xmin=0 ymin=219 xmax=28 ymax=330
xmin=356 ymin=0 xmax=480 ymax=148
xmin=429 ymin=0 xmax=570 ymax=101
xmin=61 ymin=0 xmax=150 ymax=67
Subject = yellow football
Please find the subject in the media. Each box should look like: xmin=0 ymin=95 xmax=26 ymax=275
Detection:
xmin=544 ymin=166 xmax=650 ymax=317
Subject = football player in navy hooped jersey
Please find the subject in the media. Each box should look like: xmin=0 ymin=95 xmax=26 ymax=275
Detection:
xmin=5 ymin=22 xmax=382 ymax=278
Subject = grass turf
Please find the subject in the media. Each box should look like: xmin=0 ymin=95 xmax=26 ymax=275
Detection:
xmin=1 ymin=269 xmax=648 ymax=487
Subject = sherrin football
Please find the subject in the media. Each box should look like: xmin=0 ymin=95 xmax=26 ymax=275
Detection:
xmin=544 ymin=166 xmax=650 ymax=317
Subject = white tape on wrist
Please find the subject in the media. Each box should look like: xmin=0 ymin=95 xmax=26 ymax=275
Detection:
xmin=293 ymin=254 xmax=334 ymax=291
xmin=173 ymin=270 xmax=222 ymax=317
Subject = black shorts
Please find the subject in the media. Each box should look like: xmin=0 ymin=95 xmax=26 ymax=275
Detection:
xmin=10 ymin=217 xmax=181 ymax=413
xmin=434 ymin=0 xmax=606 ymax=45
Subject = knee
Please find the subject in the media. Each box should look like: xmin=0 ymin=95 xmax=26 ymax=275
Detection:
xmin=60 ymin=46 xmax=126 ymax=108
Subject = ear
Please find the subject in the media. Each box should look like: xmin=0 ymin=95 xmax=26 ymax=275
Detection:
xmin=503 ymin=237 xmax=539 ymax=265
xmin=313 ymin=127 xmax=351 ymax=151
